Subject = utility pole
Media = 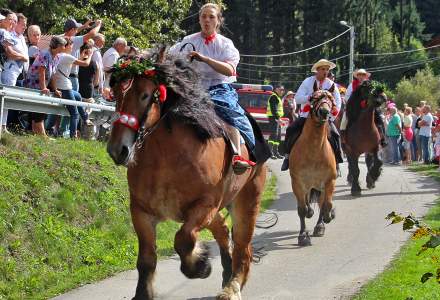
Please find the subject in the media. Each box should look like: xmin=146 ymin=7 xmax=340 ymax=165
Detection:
xmin=340 ymin=21 xmax=355 ymax=84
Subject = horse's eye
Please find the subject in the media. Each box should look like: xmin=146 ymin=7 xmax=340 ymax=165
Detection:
xmin=141 ymin=93 xmax=149 ymax=101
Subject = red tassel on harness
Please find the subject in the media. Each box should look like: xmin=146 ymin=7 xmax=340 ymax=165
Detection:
xmin=302 ymin=104 xmax=311 ymax=113
xmin=158 ymin=84 xmax=167 ymax=103
xmin=360 ymin=99 xmax=367 ymax=108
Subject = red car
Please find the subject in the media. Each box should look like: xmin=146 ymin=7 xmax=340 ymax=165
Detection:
xmin=232 ymin=83 xmax=289 ymax=140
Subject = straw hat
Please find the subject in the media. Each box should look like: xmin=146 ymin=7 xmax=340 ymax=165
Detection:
xmin=285 ymin=91 xmax=295 ymax=97
xmin=353 ymin=68 xmax=371 ymax=78
xmin=311 ymin=59 xmax=336 ymax=73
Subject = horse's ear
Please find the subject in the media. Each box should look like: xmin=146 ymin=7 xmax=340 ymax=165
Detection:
xmin=157 ymin=45 xmax=168 ymax=64
xmin=313 ymin=81 xmax=318 ymax=92
xmin=328 ymin=83 xmax=335 ymax=93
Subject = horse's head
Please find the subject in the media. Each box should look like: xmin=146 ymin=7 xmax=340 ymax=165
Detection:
xmin=356 ymin=80 xmax=387 ymax=109
xmin=310 ymin=82 xmax=336 ymax=124
xmin=107 ymin=49 xmax=168 ymax=166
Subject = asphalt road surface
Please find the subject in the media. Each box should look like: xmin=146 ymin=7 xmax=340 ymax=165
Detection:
xmin=53 ymin=159 xmax=439 ymax=300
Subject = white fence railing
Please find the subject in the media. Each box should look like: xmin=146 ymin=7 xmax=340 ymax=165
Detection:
xmin=0 ymin=84 xmax=115 ymax=139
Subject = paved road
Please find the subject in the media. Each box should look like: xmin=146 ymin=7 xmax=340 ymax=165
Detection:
xmin=53 ymin=160 xmax=439 ymax=300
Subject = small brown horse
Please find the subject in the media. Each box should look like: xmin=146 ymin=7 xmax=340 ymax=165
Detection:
xmin=342 ymin=81 xmax=387 ymax=196
xmin=107 ymin=52 xmax=267 ymax=300
xmin=289 ymin=86 xmax=337 ymax=246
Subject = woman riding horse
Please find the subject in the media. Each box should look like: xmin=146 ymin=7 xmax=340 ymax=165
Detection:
xmin=106 ymin=3 xmax=268 ymax=300
xmin=170 ymin=3 xmax=256 ymax=174
xmin=281 ymin=59 xmax=343 ymax=171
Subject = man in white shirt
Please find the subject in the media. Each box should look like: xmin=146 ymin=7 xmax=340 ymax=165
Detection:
xmin=281 ymin=59 xmax=342 ymax=171
xmin=92 ymin=33 xmax=105 ymax=96
xmin=418 ymin=105 xmax=434 ymax=164
xmin=102 ymin=37 xmax=127 ymax=88
xmin=63 ymin=18 xmax=102 ymax=91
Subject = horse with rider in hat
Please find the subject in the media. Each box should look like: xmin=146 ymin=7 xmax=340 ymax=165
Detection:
xmin=281 ymin=59 xmax=343 ymax=171
xmin=339 ymin=68 xmax=387 ymax=147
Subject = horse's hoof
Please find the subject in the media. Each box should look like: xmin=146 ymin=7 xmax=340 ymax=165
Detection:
xmin=330 ymin=207 xmax=336 ymax=220
xmin=351 ymin=189 xmax=362 ymax=197
xmin=298 ymin=232 xmax=312 ymax=246
xmin=313 ymin=224 xmax=325 ymax=237
xmin=366 ymin=175 xmax=375 ymax=189
xmin=217 ymin=280 xmax=242 ymax=300
xmin=306 ymin=206 xmax=314 ymax=218
xmin=181 ymin=244 xmax=212 ymax=279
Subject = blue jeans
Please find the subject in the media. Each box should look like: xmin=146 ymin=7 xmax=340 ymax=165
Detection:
xmin=208 ymin=84 xmax=255 ymax=149
xmin=389 ymin=135 xmax=401 ymax=163
xmin=69 ymin=76 xmax=79 ymax=92
xmin=61 ymin=89 xmax=87 ymax=138
xmin=420 ymin=135 xmax=431 ymax=163
xmin=411 ymin=134 xmax=418 ymax=161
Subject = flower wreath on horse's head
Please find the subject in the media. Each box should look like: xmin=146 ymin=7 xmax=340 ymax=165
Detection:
xmin=110 ymin=56 xmax=167 ymax=102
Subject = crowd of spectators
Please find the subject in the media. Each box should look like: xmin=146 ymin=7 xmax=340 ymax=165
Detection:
xmin=0 ymin=8 xmax=133 ymax=139
xmin=383 ymin=100 xmax=440 ymax=170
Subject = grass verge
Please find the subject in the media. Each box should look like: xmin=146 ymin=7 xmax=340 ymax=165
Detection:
xmin=0 ymin=134 xmax=277 ymax=300
xmin=353 ymin=163 xmax=440 ymax=300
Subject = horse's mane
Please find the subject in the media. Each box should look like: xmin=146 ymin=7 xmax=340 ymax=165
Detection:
xmin=154 ymin=57 xmax=223 ymax=140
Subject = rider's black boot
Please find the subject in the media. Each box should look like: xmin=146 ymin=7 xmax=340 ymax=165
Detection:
xmin=281 ymin=156 xmax=289 ymax=171
xmin=274 ymin=144 xmax=284 ymax=159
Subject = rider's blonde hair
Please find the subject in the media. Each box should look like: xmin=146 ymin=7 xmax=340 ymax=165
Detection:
xmin=199 ymin=3 xmax=224 ymax=32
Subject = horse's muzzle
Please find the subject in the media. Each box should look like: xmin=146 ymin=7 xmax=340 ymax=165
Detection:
xmin=107 ymin=142 xmax=131 ymax=166
xmin=318 ymin=108 xmax=330 ymax=121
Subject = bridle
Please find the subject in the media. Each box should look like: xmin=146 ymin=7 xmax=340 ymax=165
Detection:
xmin=310 ymin=90 xmax=335 ymax=125
xmin=113 ymin=79 xmax=168 ymax=149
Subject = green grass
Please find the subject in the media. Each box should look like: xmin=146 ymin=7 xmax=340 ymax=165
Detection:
xmin=0 ymin=134 xmax=277 ymax=300
xmin=353 ymin=163 xmax=440 ymax=300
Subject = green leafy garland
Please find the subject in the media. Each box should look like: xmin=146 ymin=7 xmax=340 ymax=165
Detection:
xmin=111 ymin=57 xmax=158 ymax=84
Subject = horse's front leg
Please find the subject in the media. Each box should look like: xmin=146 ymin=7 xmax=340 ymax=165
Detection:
xmin=130 ymin=201 xmax=158 ymax=300
xmin=174 ymin=203 xmax=214 ymax=280
xmin=292 ymin=184 xmax=311 ymax=247
xmin=347 ymin=156 xmax=361 ymax=196
xmin=366 ymin=150 xmax=383 ymax=189
xmin=206 ymin=212 xmax=232 ymax=288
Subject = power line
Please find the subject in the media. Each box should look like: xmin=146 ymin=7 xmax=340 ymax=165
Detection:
xmin=236 ymin=76 xmax=304 ymax=83
xmin=240 ymin=29 xmax=350 ymax=58
xmin=357 ymin=44 xmax=440 ymax=57
xmin=239 ymin=54 xmax=350 ymax=68
xmin=337 ymin=56 xmax=440 ymax=76
xmin=366 ymin=56 xmax=440 ymax=71
xmin=237 ymin=66 xmax=308 ymax=76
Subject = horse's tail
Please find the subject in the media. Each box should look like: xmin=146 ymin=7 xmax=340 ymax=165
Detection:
xmin=310 ymin=189 xmax=321 ymax=204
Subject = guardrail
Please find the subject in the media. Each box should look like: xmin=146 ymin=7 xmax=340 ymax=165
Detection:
xmin=0 ymin=84 xmax=115 ymax=139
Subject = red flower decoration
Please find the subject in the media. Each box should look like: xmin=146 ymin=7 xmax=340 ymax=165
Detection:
xmin=158 ymin=84 xmax=167 ymax=103
xmin=144 ymin=69 xmax=156 ymax=77
xmin=302 ymin=104 xmax=311 ymax=113
xmin=120 ymin=60 xmax=131 ymax=69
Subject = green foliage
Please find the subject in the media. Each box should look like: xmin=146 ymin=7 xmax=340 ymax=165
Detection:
xmin=354 ymin=163 xmax=440 ymax=299
xmin=394 ymin=67 xmax=440 ymax=109
xmin=3 ymin=0 xmax=192 ymax=49
xmin=0 ymin=135 xmax=277 ymax=299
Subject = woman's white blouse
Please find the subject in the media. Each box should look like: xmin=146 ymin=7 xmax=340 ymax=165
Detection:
xmin=170 ymin=32 xmax=240 ymax=89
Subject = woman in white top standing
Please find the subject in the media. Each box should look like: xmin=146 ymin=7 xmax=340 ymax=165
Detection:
xmin=171 ymin=3 xmax=255 ymax=172
xmin=53 ymin=38 xmax=93 ymax=138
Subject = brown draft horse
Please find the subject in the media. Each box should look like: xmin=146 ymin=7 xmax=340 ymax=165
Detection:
xmin=106 ymin=51 xmax=267 ymax=300
xmin=342 ymin=81 xmax=387 ymax=196
xmin=289 ymin=84 xmax=337 ymax=246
